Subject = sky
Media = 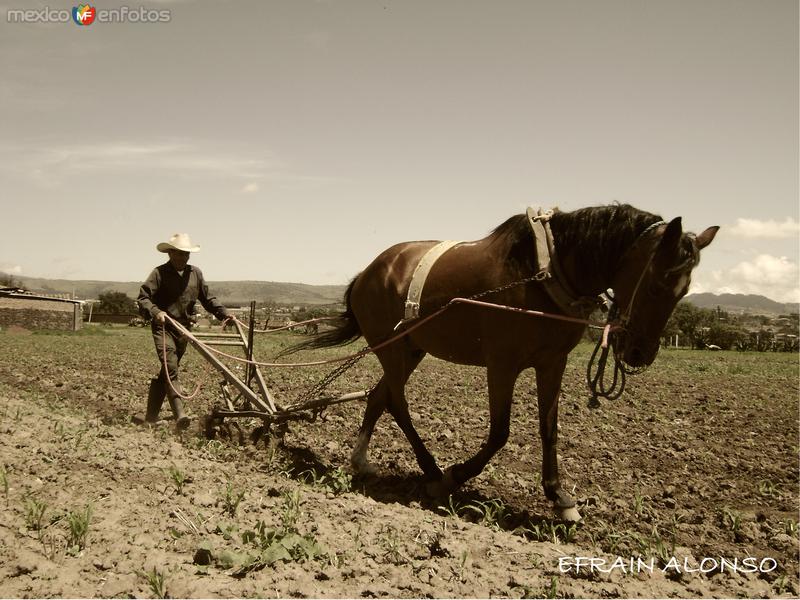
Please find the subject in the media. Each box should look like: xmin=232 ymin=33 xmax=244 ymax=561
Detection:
xmin=0 ymin=0 xmax=798 ymax=302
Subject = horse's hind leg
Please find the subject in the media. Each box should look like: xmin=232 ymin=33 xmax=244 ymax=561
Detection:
xmin=351 ymin=346 xmax=440 ymax=478
xmin=384 ymin=358 xmax=443 ymax=480
xmin=351 ymin=377 xmax=389 ymax=475
xmin=426 ymin=364 xmax=515 ymax=497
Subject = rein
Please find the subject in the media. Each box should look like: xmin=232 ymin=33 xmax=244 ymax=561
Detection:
xmin=158 ymin=321 xmax=207 ymax=400
xmin=584 ymin=219 xmax=666 ymax=403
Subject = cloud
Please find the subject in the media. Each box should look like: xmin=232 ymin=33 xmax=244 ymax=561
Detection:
xmin=702 ymin=254 xmax=800 ymax=303
xmin=0 ymin=140 xmax=345 ymax=190
xmin=727 ymin=217 xmax=799 ymax=239
xmin=0 ymin=264 xmax=22 ymax=275
xmin=0 ymin=141 xmax=283 ymax=183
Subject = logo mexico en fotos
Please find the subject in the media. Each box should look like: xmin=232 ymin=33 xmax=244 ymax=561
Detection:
xmin=7 ymin=5 xmax=171 ymax=24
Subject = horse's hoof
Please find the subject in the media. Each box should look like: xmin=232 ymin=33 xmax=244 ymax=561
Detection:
xmin=557 ymin=506 xmax=583 ymax=522
xmin=425 ymin=468 xmax=457 ymax=498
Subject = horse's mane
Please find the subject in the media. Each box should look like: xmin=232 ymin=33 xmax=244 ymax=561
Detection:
xmin=490 ymin=204 xmax=697 ymax=282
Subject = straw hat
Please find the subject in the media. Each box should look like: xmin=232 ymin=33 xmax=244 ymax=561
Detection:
xmin=157 ymin=233 xmax=200 ymax=253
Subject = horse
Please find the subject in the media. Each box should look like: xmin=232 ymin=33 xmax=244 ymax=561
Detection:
xmin=287 ymin=204 xmax=718 ymax=521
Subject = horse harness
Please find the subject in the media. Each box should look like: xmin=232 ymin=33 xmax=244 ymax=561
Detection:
xmin=400 ymin=207 xmax=668 ymax=336
xmin=525 ymin=207 xmax=605 ymax=319
xmin=400 ymin=206 xmax=624 ymax=326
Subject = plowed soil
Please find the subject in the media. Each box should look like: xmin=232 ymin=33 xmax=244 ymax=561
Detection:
xmin=0 ymin=325 xmax=797 ymax=598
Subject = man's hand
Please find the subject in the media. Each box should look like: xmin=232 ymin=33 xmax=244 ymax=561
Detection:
xmin=154 ymin=311 xmax=167 ymax=323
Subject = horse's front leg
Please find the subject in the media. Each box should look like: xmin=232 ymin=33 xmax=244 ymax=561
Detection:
xmin=536 ymin=358 xmax=582 ymax=522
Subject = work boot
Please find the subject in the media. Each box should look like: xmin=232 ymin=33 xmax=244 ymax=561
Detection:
xmin=144 ymin=377 xmax=166 ymax=423
xmin=167 ymin=382 xmax=191 ymax=430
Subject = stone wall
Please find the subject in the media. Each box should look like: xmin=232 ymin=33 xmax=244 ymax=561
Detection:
xmin=0 ymin=298 xmax=82 ymax=331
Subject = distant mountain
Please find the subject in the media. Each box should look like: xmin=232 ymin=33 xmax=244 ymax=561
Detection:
xmin=685 ymin=292 xmax=799 ymax=315
xmin=15 ymin=276 xmax=347 ymax=307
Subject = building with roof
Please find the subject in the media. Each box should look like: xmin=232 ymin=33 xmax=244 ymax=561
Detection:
xmin=0 ymin=289 xmax=84 ymax=331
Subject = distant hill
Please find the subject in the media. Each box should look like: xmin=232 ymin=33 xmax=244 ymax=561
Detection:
xmin=16 ymin=276 xmax=347 ymax=307
xmin=685 ymin=292 xmax=799 ymax=315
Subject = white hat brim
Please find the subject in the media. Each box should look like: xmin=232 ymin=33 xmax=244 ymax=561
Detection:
xmin=157 ymin=242 xmax=200 ymax=253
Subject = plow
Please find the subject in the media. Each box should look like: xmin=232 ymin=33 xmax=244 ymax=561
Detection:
xmin=162 ymin=301 xmax=370 ymax=438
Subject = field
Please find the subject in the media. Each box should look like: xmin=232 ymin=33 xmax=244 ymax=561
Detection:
xmin=0 ymin=325 xmax=797 ymax=598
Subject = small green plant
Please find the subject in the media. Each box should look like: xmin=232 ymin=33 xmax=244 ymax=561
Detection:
xmin=168 ymin=465 xmax=187 ymax=495
xmin=222 ymin=482 xmax=245 ymax=517
xmin=464 ymin=498 xmax=510 ymax=529
xmin=321 ymin=467 xmax=352 ymax=495
xmin=782 ymin=519 xmax=798 ymax=536
xmin=451 ymin=549 xmax=469 ymax=582
xmin=280 ymin=489 xmax=302 ymax=532
xmin=24 ymin=496 xmax=48 ymax=532
xmin=633 ymin=488 xmax=646 ymax=517
xmin=352 ymin=522 xmax=363 ymax=552
xmin=554 ymin=522 xmax=578 ymax=544
xmin=143 ymin=566 xmax=168 ymax=599
xmin=758 ymin=480 xmax=779 ymax=498
xmin=380 ymin=525 xmax=407 ymax=565
xmin=605 ymin=528 xmax=625 ymax=554
xmin=200 ymin=439 xmax=229 ymax=461
xmin=296 ymin=468 xmax=323 ymax=486
xmin=544 ymin=575 xmax=559 ymax=599
xmin=646 ymin=526 xmax=674 ymax=566
xmin=438 ymin=495 xmax=466 ymax=519
xmin=230 ymin=492 xmax=325 ymax=575
xmin=1 ymin=466 xmax=8 ymax=505
xmin=66 ymin=504 xmax=92 ymax=553
xmin=774 ymin=574 xmax=788 ymax=596
xmin=722 ymin=508 xmax=742 ymax=538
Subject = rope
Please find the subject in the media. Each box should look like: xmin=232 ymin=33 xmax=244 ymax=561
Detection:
xmin=585 ymin=301 xmax=645 ymax=405
xmin=159 ymin=322 xmax=206 ymax=400
xmin=586 ymin=324 xmax=626 ymax=405
xmin=240 ymin=314 xmax=338 ymax=334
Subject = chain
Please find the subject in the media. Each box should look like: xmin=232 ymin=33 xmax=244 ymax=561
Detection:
xmin=467 ymin=274 xmax=546 ymax=301
xmin=292 ymin=346 xmax=370 ymax=407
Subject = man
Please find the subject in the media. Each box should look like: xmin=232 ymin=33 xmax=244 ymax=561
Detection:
xmin=137 ymin=233 xmax=231 ymax=428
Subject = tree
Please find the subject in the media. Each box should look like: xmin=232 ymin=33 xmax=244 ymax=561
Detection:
xmin=96 ymin=291 xmax=137 ymax=315
xmin=0 ymin=272 xmax=21 ymax=288
xmin=706 ymin=322 xmax=744 ymax=350
xmin=666 ymin=302 xmax=714 ymax=347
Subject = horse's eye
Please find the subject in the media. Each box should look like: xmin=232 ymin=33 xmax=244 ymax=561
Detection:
xmin=647 ymin=279 xmax=667 ymax=297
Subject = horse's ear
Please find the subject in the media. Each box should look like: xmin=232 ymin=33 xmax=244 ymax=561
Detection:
xmin=695 ymin=226 xmax=719 ymax=250
xmin=657 ymin=217 xmax=683 ymax=256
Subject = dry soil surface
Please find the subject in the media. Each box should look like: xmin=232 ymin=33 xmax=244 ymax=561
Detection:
xmin=0 ymin=326 xmax=797 ymax=598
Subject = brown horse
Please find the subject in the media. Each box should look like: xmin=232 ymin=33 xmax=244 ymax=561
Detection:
xmin=291 ymin=204 xmax=718 ymax=520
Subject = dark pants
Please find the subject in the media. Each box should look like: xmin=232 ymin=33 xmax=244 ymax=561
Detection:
xmin=152 ymin=323 xmax=189 ymax=395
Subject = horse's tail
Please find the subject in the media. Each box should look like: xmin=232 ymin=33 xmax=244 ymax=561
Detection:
xmin=276 ymin=276 xmax=362 ymax=357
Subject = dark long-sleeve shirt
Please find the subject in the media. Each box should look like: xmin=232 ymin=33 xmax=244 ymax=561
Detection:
xmin=137 ymin=262 xmax=229 ymax=326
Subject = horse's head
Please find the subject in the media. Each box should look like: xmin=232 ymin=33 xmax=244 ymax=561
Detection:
xmin=611 ymin=217 xmax=718 ymax=368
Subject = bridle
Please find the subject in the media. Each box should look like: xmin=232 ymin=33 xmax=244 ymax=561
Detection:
xmin=612 ymin=219 xmax=667 ymax=330
xmin=586 ymin=219 xmax=669 ymax=404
